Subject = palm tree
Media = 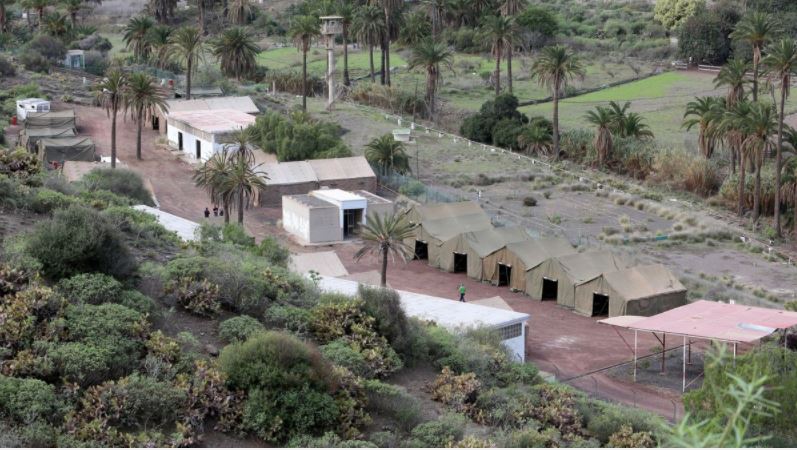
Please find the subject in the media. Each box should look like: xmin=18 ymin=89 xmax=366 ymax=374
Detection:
xmin=147 ymin=25 xmax=172 ymax=69
xmin=482 ymin=15 xmax=514 ymax=96
xmin=720 ymin=100 xmax=753 ymax=216
xmin=337 ymin=2 xmax=353 ymax=87
xmin=194 ymin=150 xmax=234 ymax=224
xmin=408 ymin=38 xmax=453 ymax=119
xmin=372 ymin=0 xmax=402 ymax=86
xmin=289 ymin=15 xmax=320 ymax=112
xmin=618 ymin=112 xmax=654 ymax=139
xmin=762 ymin=39 xmax=797 ymax=237
xmin=782 ymin=128 xmax=797 ymax=236
xmin=212 ymin=27 xmax=258 ymax=80
xmin=426 ymin=0 xmax=445 ymax=37
xmin=354 ymin=211 xmax=416 ymax=287
xmin=499 ymin=0 xmax=527 ymax=94
xmin=168 ymin=26 xmax=205 ymax=100
xmin=530 ymin=45 xmax=585 ymax=158
xmin=714 ymin=58 xmax=749 ymax=108
xmin=42 ymin=12 xmax=67 ymax=37
xmin=683 ymin=96 xmax=725 ymax=159
xmin=124 ymin=72 xmax=168 ymax=161
xmin=399 ymin=10 xmax=430 ymax=46
xmin=94 ymin=69 xmax=128 ymax=169
xmin=124 ymin=16 xmax=155 ymax=62
xmin=741 ymin=102 xmax=778 ymax=224
xmin=224 ymin=127 xmax=256 ymax=163
xmin=364 ymin=134 xmax=411 ymax=175
xmin=731 ymin=12 xmax=778 ymax=102
xmin=517 ymin=124 xmax=553 ymax=156
xmin=226 ymin=0 xmax=252 ymax=25
xmin=61 ymin=0 xmax=81 ymax=27
xmin=585 ymin=106 xmax=614 ymax=167
xmin=222 ymin=153 xmax=268 ymax=225
xmin=0 ymin=0 xmax=15 ymax=33
xmin=26 ymin=0 xmax=50 ymax=29
xmin=353 ymin=5 xmax=384 ymax=83
xmin=149 ymin=0 xmax=176 ymax=24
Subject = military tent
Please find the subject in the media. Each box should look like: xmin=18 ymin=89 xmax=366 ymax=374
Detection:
xmin=38 ymin=137 xmax=96 ymax=163
xmin=406 ymin=202 xmax=492 ymax=272
xmin=575 ymin=264 xmax=686 ymax=317
xmin=502 ymin=237 xmax=575 ymax=294
xmin=25 ymin=110 xmax=76 ymax=129
xmin=18 ymin=126 xmax=77 ymax=151
xmin=460 ymin=227 xmax=531 ymax=283
xmin=545 ymin=250 xmax=631 ymax=309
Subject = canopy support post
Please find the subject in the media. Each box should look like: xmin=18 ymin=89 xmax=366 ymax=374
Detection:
xmin=687 ymin=340 xmax=692 ymax=365
xmin=633 ymin=330 xmax=638 ymax=382
xmin=682 ymin=335 xmax=687 ymax=392
xmin=733 ymin=342 xmax=737 ymax=367
xmin=661 ymin=333 xmax=666 ymax=373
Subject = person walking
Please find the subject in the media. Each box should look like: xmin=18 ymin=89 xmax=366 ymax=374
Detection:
xmin=213 ymin=205 xmax=219 ymax=216
xmin=458 ymin=283 xmax=466 ymax=302
xmin=203 ymin=207 xmax=210 ymax=218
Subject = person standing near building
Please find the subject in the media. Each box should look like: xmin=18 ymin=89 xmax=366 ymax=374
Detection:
xmin=203 ymin=207 xmax=210 ymax=218
xmin=458 ymin=283 xmax=466 ymax=302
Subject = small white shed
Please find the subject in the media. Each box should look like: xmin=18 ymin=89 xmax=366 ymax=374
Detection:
xmin=64 ymin=50 xmax=85 ymax=69
xmin=166 ymin=109 xmax=257 ymax=161
xmin=16 ymin=98 xmax=51 ymax=121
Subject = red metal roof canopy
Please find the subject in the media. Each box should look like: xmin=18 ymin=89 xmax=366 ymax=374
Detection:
xmin=599 ymin=300 xmax=797 ymax=343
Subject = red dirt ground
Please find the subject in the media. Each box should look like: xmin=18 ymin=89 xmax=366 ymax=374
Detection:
xmin=72 ymin=102 xmax=687 ymax=420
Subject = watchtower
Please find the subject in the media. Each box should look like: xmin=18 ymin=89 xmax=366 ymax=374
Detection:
xmin=320 ymin=16 xmax=343 ymax=110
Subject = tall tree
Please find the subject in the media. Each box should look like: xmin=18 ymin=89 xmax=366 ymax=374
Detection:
xmin=26 ymin=0 xmax=50 ymax=29
xmin=352 ymin=5 xmax=384 ymax=83
xmin=149 ymin=0 xmax=176 ymax=24
xmin=124 ymin=72 xmax=168 ymax=161
xmin=124 ymin=16 xmax=155 ymax=62
xmin=408 ymin=38 xmax=453 ymax=119
xmin=762 ymin=39 xmax=797 ymax=237
xmin=94 ymin=69 xmax=128 ymax=169
xmin=289 ymin=15 xmax=320 ymax=112
xmin=783 ymin=128 xmax=797 ymax=236
xmin=354 ymin=211 xmax=416 ymax=287
xmin=193 ymin=150 xmax=234 ymax=224
xmin=742 ymin=102 xmax=777 ymax=224
xmin=337 ymin=2 xmax=353 ymax=87
xmin=0 ymin=0 xmax=14 ymax=33
xmin=720 ymin=101 xmax=753 ymax=216
xmin=731 ymin=12 xmax=778 ymax=102
xmin=226 ymin=0 xmax=251 ymax=25
xmin=168 ymin=26 xmax=205 ymax=100
xmin=399 ymin=10 xmax=431 ymax=46
xmin=500 ymin=0 xmax=527 ymax=94
xmin=147 ymin=25 xmax=173 ymax=69
xmin=482 ymin=15 xmax=515 ymax=96
xmin=372 ymin=0 xmax=401 ymax=86
xmin=585 ymin=105 xmax=614 ymax=167
xmin=212 ymin=27 xmax=258 ymax=80
xmin=426 ymin=0 xmax=445 ymax=37
xmin=683 ymin=96 xmax=725 ymax=159
xmin=714 ymin=58 xmax=749 ymax=108
xmin=61 ymin=0 xmax=81 ymax=27
xmin=530 ymin=45 xmax=585 ymax=158
xmin=220 ymin=140 xmax=267 ymax=225
xmin=517 ymin=124 xmax=553 ymax=156
xmin=364 ymin=134 xmax=411 ymax=175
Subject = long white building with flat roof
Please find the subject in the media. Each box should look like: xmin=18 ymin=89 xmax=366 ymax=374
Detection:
xmin=166 ymin=109 xmax=257 ymax=161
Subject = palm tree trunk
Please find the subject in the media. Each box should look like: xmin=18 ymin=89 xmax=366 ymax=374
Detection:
xmin=238 ymin=187 xmax=244 ymax=224
xmin=552 ymin=80 xmax=560 ymax=159
xmin=111 ymin=109 xmax=118 ymax=169
xmin=494 ymin=47 xmax=501 ymax=96
xmin=380 ymin=246 xmax=388 ymax=287
xmin=186 ymin=58 xmax=193 ymax=100
xmin=380 ymin=45 xmax=385 ymax=85
xmin=343 ymin=30 xmax=350 ymax=87
xmin=37 ymin=7 xmax=44 ymax=29
xmin=224 ymin=200 xmax=230 ymax=224
xmin=738 ymin=152 xmax=746 ymax=216
xmin=70 ymin=11 xmax=77 ymax=27
xmin=775 ymin=86 xmax=786 ymax=236
xmin=368 ymin=44 xmax=375 ymax=82
xmin=384 ymin=8 xmax=391 ymax=86
xmin=136 ymin=109 xmax=143 ymax=160
xmin=0 ymin=5 xmax=6 ymax=33
xmin=427 ymin=71 xmax=435 ymax=118
xmin=507 ymin=45 xmax=513 ymax=94
xmin=731 ymin=145 xmax=737 ymax=175
xmin=752 ymin=54 xmax=759 ymax=102
xmin=753 ymin=158 xmax=762 ymax=224
xmin=198 ymin=0 xmax=205 ymax=34
xmin=794 ymin=183 xmax=797 ymax=237
xmin=302 ymin=49 xmax=307 ymax=111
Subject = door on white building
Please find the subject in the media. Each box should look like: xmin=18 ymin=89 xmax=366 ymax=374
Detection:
xmin=195 ymin=140 xmax=201 ymax=159
xmin=178 ymin=132 xmax=183 ymax=150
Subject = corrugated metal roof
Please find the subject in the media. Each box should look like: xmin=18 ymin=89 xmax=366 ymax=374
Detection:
xmin=164 ymin=96 xmax=259 ymax=114
xmin=600 ymin=300 xmax=797 ymax=343
xmin=308 ymin=156 xmax=376 ymax=181
xmin=169 ymin=109 xmax=257 ymax=134
xmin=262 ymin=161 xmax=318 ymax=185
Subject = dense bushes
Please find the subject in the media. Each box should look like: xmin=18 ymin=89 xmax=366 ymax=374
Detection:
xmin=218 ymin=315 xmax=265 ymax=343
xmin=21 ymin=35 xmax=66 ymax=72
xmin=363 ymin=380 xmax=423 ymax=432
xmin=461 ymin=95 xmax=529 ymax=148
xmin=0 ymin=375 xmax=61 ymax=424
xmin=0 ymin=55 xmax=15 ymax=77
xmin=81 ymin=168 xmax=154 ymax=206
xmin=250 ymin=111 xmax=352 ymax=162
xmin=24 ymin=205 xmax=136 ymax=280
xmin=406 ymin=413 xmax=467 ymax=447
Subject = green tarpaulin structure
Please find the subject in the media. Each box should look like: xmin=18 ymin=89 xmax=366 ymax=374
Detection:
xmin=38 ymin=137 xmax=96 ymax=163
xmin=18 ymin=126 xmax=77 ymax=151
xmin=25 ymin=110 xmax=76 ymax=129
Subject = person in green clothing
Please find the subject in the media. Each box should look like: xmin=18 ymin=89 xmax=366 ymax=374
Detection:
xmin=458 ymin=283 xmax=466 ymax=302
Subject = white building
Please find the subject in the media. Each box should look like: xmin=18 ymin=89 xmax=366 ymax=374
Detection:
xmin=166 ymin=109 xmax=257 ymax=161
xmin=64 ymin=50 xmax=85 ymax=69
xmin=132 ymin=205 xmax=199 ymax=242
xmin=282 ymin=189 xmax=392 ymax=244
xmin=316 ymin=276 xmax=530 ymax=361
xmin=16 ymin=98 xmax=50 ymax=121
xmin=155 ymin=96 xmax=259 ymax=135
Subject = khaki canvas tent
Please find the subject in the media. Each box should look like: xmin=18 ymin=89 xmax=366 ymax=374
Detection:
xmin=576 ymin=264 xmax=687 ymax=317
xmin=460 ymin=227 xmax=531 ymax=282
xmin=38 ymin=137 xmax=96 ymax=163
xmin=18 ymin=126 xmax=77 ymax=151
xmin=406 ymin=202 xmax=492 ymax=272
xmin=502 ymin=237 xmax=575 ymax=294
xmin=25 ymin=110 xmax=76 ymax=129
xmin=545 ymin=250 xmax=631 ymax=309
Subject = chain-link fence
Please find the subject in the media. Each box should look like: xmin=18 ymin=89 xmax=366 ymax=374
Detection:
xmin=377 ymin=168 xmax=465 ymax=204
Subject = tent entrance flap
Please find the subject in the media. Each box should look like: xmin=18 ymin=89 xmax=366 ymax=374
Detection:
xmin=542 ymin=278 xmax=558 ymax=301
xmin=414 ymin=241 xmax=428 ymax=260
xmin=498 ymin=263 xmax=511 ymax=287
xmin=453 ymin=253 xmax=467 ymax=273
xmin=592 ymin=293 xmax=609 ymax=316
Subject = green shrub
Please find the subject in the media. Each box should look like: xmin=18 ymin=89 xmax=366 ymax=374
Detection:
xmin=29 ymin=188 xmax=74 ymax=214
xmin=250 ymin=111 xmax=352 ymax=162
xmin=56 ymin=272 xmax=123 ymax=305
xmin=501 ymin=426 xmax=562 ymax=448
xmin=363 ymin=380 xmax=424 ymax=432
xmin=399 ymin=180 xmax=426 ymax=197
xmin=118 ymin=290 xmax=156 ymax=315
xmin=25 ymin=205 xmax=136 ymax=280
xmin=222 ymin=224 xmax=255 ymax=247
xmin=523 ymin=196 xmax=537 ymax=207
xmin=287 ymin=432 xmax=375 ymax=448
xmin=166 ymin=277 xmax=221 ymax=317
xmin=578 ymin=398 xmax=662 ymax=444
xmin=407 ymin=413 xmax=467 ymax=447
xmin=0 ymin=375 xmax=60 ymax=424
xmin=254 ymin=236 xmax=290 ymax=267
xmin=102 ymin=206 xmax=180 ymax=248
xmin=358 ymin=285 xmax=412 ymax=358
xmin=264 ymin=304 xmax=313 ymax=334
xmin=115 ymin=374 xmax=187 ymax=429
xmin=81 ymin=168 xmax=154 ymax=205
xmin=474 ymin=385 xmax=539 ymax=428
xmin=218 ymin=315 xmax=265 ymax=343
xmin=321 ymin=339 xmax=371 ymax=378
xmin=220 ymin=332 xmax=344 ymax=442
xmin=77 ymin=189 xmax=134 ymax=208
xmin=0 ymin=55 xmax=15 ymax=77
xmin=20 ymin=51 xmax=51 ymax=72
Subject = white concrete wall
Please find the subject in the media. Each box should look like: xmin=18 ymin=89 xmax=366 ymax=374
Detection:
xmin=282 ymin=198 xmax=311 ymax=242
xmin=502 ymin=323 xmax=527 ymax=362
xmin=166 ymin=123 xmax=219 ymax=162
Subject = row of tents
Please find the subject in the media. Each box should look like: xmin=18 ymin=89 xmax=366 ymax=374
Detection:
xmin=404 ymin=201 xmax=687 ymax=318
xmin=16 ymin=107 xmax=96 ymax=164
